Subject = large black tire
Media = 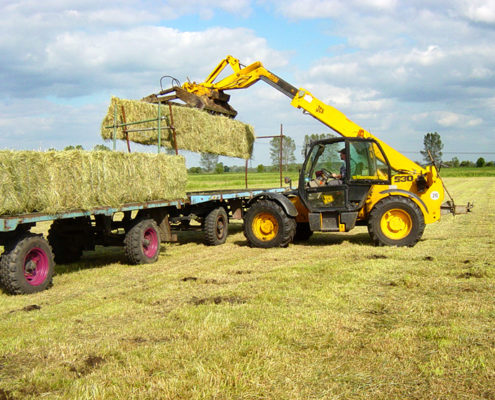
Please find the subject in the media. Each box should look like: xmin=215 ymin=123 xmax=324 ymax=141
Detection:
xmin=204 ymin=207 xmax=228 ymax=246
xmin=0 ymin=233 xmax=54 ymax=295
xmin=293 ymin=222 xmax=313 ymax=242
xmin=48 ymin=218 xmax=91 ymax=264
xmin=243 ymin=199 xmax=296 ymax=248
xmin=368 ymin=196 xmax=425 ymax=247
xmin=124 ymin=219 xmax=161 ymax=265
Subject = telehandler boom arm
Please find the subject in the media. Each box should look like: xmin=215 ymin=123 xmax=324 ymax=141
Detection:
xmin=181 ymin=56 xmax=426 ymax=175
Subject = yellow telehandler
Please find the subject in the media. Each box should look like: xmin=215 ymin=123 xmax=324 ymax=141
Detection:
xmin=145 ymin=56 xmax=471 ymax=247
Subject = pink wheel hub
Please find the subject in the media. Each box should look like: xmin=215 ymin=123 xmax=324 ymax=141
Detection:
xmin=24 ymin=247 xmax=49 ymax=286
xmin=142 ymin=228 xmax=159 ymax=258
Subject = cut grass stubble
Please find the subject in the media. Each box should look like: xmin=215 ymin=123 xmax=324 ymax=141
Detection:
xmin=0 ymin=177 xmax=493 ymax=399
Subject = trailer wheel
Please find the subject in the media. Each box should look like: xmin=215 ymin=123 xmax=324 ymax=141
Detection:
xmin=244 ymin=199 xmax=296 ymax=248
xmin=293 ymin=222 xmax=313 ymax=242
xmin=124 ymin=219 xmax=161 ymax=265
xmin=368 ymin=196 xmax=425 ymax=247
xmin=204 ymin=207 xmax=228 ymax=246
xmin=48 ymin=218 xmax=91 ymax=264
xmin=0 ymin=233 xmax=54 ymax=295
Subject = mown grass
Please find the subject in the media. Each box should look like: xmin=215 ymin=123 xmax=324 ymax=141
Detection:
xmin=186 ymin=171 xmax=300 ymax=191
xmin=0 ymin=178 xmax=494 ymax=399
xmin=439 ymin=166 xmax=495 ymax=177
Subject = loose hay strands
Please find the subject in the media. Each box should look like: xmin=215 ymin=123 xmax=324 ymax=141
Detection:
xmin=100 ymin=97 xmax=255 ymax=159
xmin=0 ymin=150 xmax=187 ymax=216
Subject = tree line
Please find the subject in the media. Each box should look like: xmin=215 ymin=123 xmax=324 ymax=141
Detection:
xmin=59 ymin=134 xmax=493 ymax=173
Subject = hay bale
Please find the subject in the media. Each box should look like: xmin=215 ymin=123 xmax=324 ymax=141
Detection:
xmin=100 ymin=97 xmax=255 ymax=159
xmin=0 ymin=150 xmax=187 ymax=216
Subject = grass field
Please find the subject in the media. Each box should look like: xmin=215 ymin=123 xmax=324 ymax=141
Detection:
xmin=0 ymin=177 xmax=494 ymax=399
xmin=186 ymin=171 xmax=300 ymax=191
xmin=186 ymin=167 xmax=495 ymax=191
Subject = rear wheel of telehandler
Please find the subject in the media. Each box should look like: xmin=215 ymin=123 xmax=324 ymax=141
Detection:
xmin=0 ymin=233 xmax=54 ymax=295
xmin=368 ymin=196 xmax=425 ymax=247
xmin=204 ymin=207 xmax=228 ymax=246
xmin=244 ymin=199 xmax=296 ymax=248
xmin=124 ymin=219 xmax=161 ymax=265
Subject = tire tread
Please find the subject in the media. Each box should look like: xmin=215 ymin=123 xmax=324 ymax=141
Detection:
xmin=243 ymin=199 xmax=296 ymax=248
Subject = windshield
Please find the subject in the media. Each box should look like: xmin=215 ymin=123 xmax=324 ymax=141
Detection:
xmin=304 ymin=142 xmax=344 ymax=181
xmin=303 ymin=140 xmax=391 ymax=185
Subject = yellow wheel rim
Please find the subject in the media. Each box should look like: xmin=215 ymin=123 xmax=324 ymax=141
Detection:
xmin=252 ymin=212 xmax=279 ymax=241
xmin=380 ymin=208 xmax=412 ymax=240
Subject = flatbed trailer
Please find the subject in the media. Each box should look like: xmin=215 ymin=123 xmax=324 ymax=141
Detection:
xmin=0 ymin=187 xmax=289 ymax=295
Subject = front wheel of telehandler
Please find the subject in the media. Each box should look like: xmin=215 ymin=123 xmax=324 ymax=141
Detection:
xmin=368 ymin=196 xmax=425 ymax=247
xmin=243 ymin=200 xmax=296 ymax=248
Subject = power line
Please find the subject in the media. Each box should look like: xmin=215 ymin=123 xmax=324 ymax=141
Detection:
xmin=401 ymin=151 xmax=495 ymax=155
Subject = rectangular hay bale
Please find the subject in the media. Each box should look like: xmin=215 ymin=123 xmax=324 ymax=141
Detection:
xmin=100 ymin=97 xmax=255 ymax=159
xmin=0 ymin=150 xmax=187 ymax=216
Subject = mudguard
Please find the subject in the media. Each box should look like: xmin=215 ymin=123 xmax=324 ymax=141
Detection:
xmin=249 ymin=192 xmax=298 ymax=217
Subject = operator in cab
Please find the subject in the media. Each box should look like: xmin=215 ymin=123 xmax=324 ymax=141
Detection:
xmin=329 ymin=148 xmax=346 ymax=185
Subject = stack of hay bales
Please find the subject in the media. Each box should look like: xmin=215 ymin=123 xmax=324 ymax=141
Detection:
xmin=0 ymin=150 xmax=187 ymax=216
xmin=101 ymin=97 xmax=255 ymax=159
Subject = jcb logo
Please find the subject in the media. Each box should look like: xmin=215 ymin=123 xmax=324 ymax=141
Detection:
xmin=315 ymin=106 xmax=324 ymax=114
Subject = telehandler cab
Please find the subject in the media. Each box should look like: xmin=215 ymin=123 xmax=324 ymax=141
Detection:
xmin=145 ymin=56 xmax=471 ymax=248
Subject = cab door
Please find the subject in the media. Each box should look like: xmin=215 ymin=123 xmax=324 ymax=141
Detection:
xmin=298 ymin=138 xmax=391 ymax=231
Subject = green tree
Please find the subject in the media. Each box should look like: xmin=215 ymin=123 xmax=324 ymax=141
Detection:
xmin=257 ymin=164 xmax=265 ymax=173
xmin=301 ymin=133 xmax=335 ymax=158
xmin=269 ymin=136 xmax=296 ymax=171
xmin=476 ymin=157 xmax=486 ymax=168
xmin=460 ymin=160 xmax=474 ymax=167
xmin=200 ymin=153 xmax=219 ymax=172
xmin=64 ymin=145 xmax=84 ymax=151
xmin=214 ymin=162 xmax=225 ymax=174
xmin=451 ymin=157 xmax=460 ymax=168
xmin=420 ymin=132 xmax=443 ymax=165
xmin=93 ymin=144 xmax=111 ymax=151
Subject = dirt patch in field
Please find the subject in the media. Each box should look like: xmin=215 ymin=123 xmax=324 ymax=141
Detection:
xmin=234 ymin=270 xmax=253 ymax=275
xmin=368 ymin=254 xmax=387 ymax=259
xmin=8 ymin=304 xmax=41 ymax=315
xmin=190 ymin=296 xmax=247 ymax=306
xmin=0 ymin=388 xmax=14 ymax=400
xmin=84 ymin=355 xmax=105 ymax=369
xmin=69 ymin=355 xmax=106 ymax=377
xmin=122 ymin=336 xmax=147 ymax=344
xmin=457 ymin=270 xmax=487 ymax=279
xmin=424 ymin=256 xmax=434 ymax=261
xmin=181 ymin=276 xmax=198 ymax=282
xmin=181 ymin=277 xmax=223 ymax=284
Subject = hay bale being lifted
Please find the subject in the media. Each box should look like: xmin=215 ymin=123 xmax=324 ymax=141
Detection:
xmin=100 ymin=97 xmax=255 ymax=159
xmin=0 ymin=150 xmax=187 ymax=216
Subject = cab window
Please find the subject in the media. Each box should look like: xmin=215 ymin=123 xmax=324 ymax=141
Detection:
xmin=349 ymin=141 xmax=390 ymax=182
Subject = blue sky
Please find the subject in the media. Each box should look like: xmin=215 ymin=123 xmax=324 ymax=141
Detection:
xmin=1 ymin=0 xmax=495 ymax=166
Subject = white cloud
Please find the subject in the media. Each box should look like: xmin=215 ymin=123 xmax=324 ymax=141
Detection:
xmin=457 ymin=0 xmax=495 ymax=24
xmin=0 ymin=21 xmax=287 ymax=99
xmin=158 ymin=0 xmax=253 ymax=19
xmin=437 ymin=112 xmax=461 ymax=127
xmin=274 ymin=0 xmax=397 ymax=19
xmin=0 ymin=0 xmax=494 ymax=161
